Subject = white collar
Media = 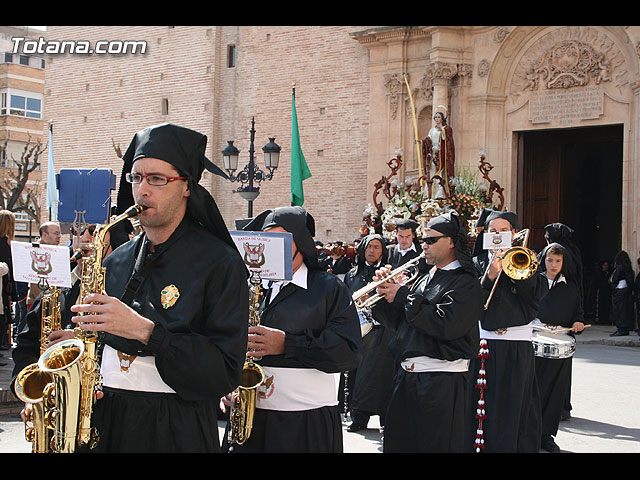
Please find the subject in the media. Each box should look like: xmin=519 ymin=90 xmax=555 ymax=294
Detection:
xmin=427 ymin=259 xmax=462 ymax=280
xmin=398 ymin=243 xmax=417 ymax=254
xmin=267 ymin=262 xmax=308 ymax=290
xmin=440 ymin=259 xmax=462 ymax=271
xmin=546 ymin=273 xmax=566 ymax=287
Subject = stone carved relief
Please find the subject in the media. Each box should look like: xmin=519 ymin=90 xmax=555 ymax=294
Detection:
xmin=383 ymin=73 xmax=405 ymax=119
xmin=510 ymin=26 xmax=630 ymax=99
xmin=478 ymin=59 xmax=491 ymax=77
xmin=494 ymin=27 xmax=510 ymax=43
xmin=525 ymin=40 xmax=611 ymax=90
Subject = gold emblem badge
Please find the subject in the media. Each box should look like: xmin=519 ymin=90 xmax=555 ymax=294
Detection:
xmin=161 ymin=284 xmax=180 ymax=309
xmin=117 ymin=351 xmax=136 ymax=373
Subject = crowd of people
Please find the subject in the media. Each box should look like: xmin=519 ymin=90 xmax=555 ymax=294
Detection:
xmin=3 ymin=121 xmax=640 ymax=454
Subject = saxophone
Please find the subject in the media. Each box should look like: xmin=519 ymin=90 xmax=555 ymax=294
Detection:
xmin=14 ymin=285 xmax=62 ymax=453
xmin=227 ymin=270 xmax=266 ymax=447
xmin=35 ymin=204 xmax=146 ymax=452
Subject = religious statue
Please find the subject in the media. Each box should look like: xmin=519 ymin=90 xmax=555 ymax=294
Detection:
xmin=422 ymin=106 xmax=455 ymax=199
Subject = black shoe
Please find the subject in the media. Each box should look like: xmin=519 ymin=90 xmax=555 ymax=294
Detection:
xmin=560 ymin=410 xmax=571 ymax=421
xmin=541 ymin=435 xmax=561 ymax=453
xmin=347 ymin=422 xmax=366 ymax=433
xmin=610 ymin=330 xmax=629 ymax=337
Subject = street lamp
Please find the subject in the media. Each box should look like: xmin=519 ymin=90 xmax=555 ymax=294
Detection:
xmin=222 ymin=116 xmax=281 ymax=217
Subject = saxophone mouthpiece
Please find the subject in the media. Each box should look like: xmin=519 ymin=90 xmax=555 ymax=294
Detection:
xmin=70 ymin=250 xmax=83 ymax=262
xmin=125 ymin=204 xmax=148 ymax=217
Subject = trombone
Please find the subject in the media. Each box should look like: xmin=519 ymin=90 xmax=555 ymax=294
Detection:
xmin=352 ymin=253 xmax=425 ymax=310
xmin=481 ymin=229 xmax=538 ymax=310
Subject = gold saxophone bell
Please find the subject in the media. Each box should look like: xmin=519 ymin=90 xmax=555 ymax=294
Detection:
xmin=482 ymin=229 xmax=538 ymax=309
xmin=228 ymin=360 xmax=265 ymax=446
xmin=14 ymin=364 xmax=54 ymax=453
xmin=227 ymin=271 xmax=266 ymax=447
xmin=38 ymin=338 xmax=85 ymax=453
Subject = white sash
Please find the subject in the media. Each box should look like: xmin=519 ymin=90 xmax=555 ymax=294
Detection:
xmin=101 ymin=345 xmax=176 ymax=393
xmin=479 ymin=321 xmax=533 ymax=341
xmin=256 ymin=366 xmax=340 ymax=411
xmin=401 ymin=356 xmax=469 ymax=373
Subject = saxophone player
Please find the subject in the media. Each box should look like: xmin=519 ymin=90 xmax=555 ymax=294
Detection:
xmin=220 ymin=206 xmax=362 ymax=453
xmin=10 ymin=224 xmax=123 ymax=420
xmin=69 ymin=124 xmax=248 ymax=453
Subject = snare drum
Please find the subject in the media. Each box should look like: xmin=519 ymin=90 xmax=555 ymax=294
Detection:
xmin=358 ymin=309 xmax=373 ymax=338
xmin=532 ymin=331 xmax=576 ymax=359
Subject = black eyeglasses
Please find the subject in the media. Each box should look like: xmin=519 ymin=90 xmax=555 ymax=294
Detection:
xmin=422 ymin=235 xmax=448 ymax=245
xmin=126 ymin=172 xmax=186 ymax=186
xmin=71 ymin=224 xmax=96 ymax=236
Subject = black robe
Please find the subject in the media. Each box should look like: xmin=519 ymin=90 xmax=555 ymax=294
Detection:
xmin=224 ymin=267 xmax=362 ymax=453
xmin=343 ymin=258 xmax=395 ymax=427
xmin=91 ymin=217 xmax=249 ymax=453
xmin=535 ymin=277 xmax=583 ymax=437
xmin=372 ymin=265 xmax=482 ymax=452
xmin=465 ymin=251 xmax=546 ymax=453
xmin=610 ymin=264 xmax=635 ymax=333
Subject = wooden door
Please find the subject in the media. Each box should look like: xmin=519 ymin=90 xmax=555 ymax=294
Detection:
xmin=520 ymin=132 xmax=562 ymax=252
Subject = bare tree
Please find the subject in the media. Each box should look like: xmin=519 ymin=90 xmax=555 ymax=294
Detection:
xmin=0 ymin=134 xmax=44 ymax=222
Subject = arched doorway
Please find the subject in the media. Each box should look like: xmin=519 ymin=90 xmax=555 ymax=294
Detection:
xmin=518 ymin=124 xmax=623 ymax=319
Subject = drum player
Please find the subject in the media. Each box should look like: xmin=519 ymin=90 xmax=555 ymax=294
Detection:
xmin=534 ymin=242 xmax=585 ymax=453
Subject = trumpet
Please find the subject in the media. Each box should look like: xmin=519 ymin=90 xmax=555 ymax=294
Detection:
xmin=481 ymin=229 xmax=538 ymax=310
xmin=352 ymin=253 xmax=425 ymax=310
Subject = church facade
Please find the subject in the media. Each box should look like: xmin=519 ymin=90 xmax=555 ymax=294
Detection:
xmin=40 ymin=26 xmax=639 ymax=268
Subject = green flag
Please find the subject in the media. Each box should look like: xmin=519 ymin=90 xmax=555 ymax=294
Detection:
xmin=290 ymin=87 xmax=311 ymax=206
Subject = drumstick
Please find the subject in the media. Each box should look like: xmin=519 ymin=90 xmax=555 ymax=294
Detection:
xmin=533 ymin=324 xmax=592 ymax=334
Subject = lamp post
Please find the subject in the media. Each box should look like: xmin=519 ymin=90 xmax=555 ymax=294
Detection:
xmin=222 ymin=117 xmax=281 ymax=217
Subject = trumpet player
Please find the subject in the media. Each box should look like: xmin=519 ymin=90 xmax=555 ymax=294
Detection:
xmin=343 ymin=234 xmax=395 ymax=433
xmin=221 ymin=206 xmax=362 ymax=453
xmin=372 ymin=211 xmax=482 ymax=453
xmin=465 ymin=210 xmax=546 ymax=453
xmin=70 ymin=124 xmax=248 ymax=453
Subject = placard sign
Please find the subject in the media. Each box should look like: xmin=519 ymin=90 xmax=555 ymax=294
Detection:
xmin=11 ymin=242 xmax=72 ymax=288
xmin=483 ymin=231 xmax=512 ymax=251
xmin=230 ymin=230 xmax=293 ymax=281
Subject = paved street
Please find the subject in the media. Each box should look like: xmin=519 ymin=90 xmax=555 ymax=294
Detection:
xmin=1 ymin=326 xmax=639 ymax=453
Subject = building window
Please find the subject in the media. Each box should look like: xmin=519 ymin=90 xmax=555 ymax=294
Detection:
xmin=4 ymin=52 xmax=12 ymax=63
xmin=227 ymin=44 xmax=236 ymax=68
xmin=161 ymin=98 xmax=169 ymax=115
xmin=0 ymin=90 xmax=42 ymax=119
xmin=19 ymin=55 xmax=29 ymax=66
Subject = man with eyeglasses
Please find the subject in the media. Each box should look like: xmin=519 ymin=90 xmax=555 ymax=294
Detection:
xmin=371 ymin=211 xmax=482 ymax=452
xmin=69 ymin=123 xmax=248 ymax=453
xmin=464 ymin=210 xmax=545 ymax=453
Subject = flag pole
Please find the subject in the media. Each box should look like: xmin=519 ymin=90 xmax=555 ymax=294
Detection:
xmin=291 ymin=82 xmax=295 ymax=206
xmin=48 ymin=120 xmax=53 ymax=221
